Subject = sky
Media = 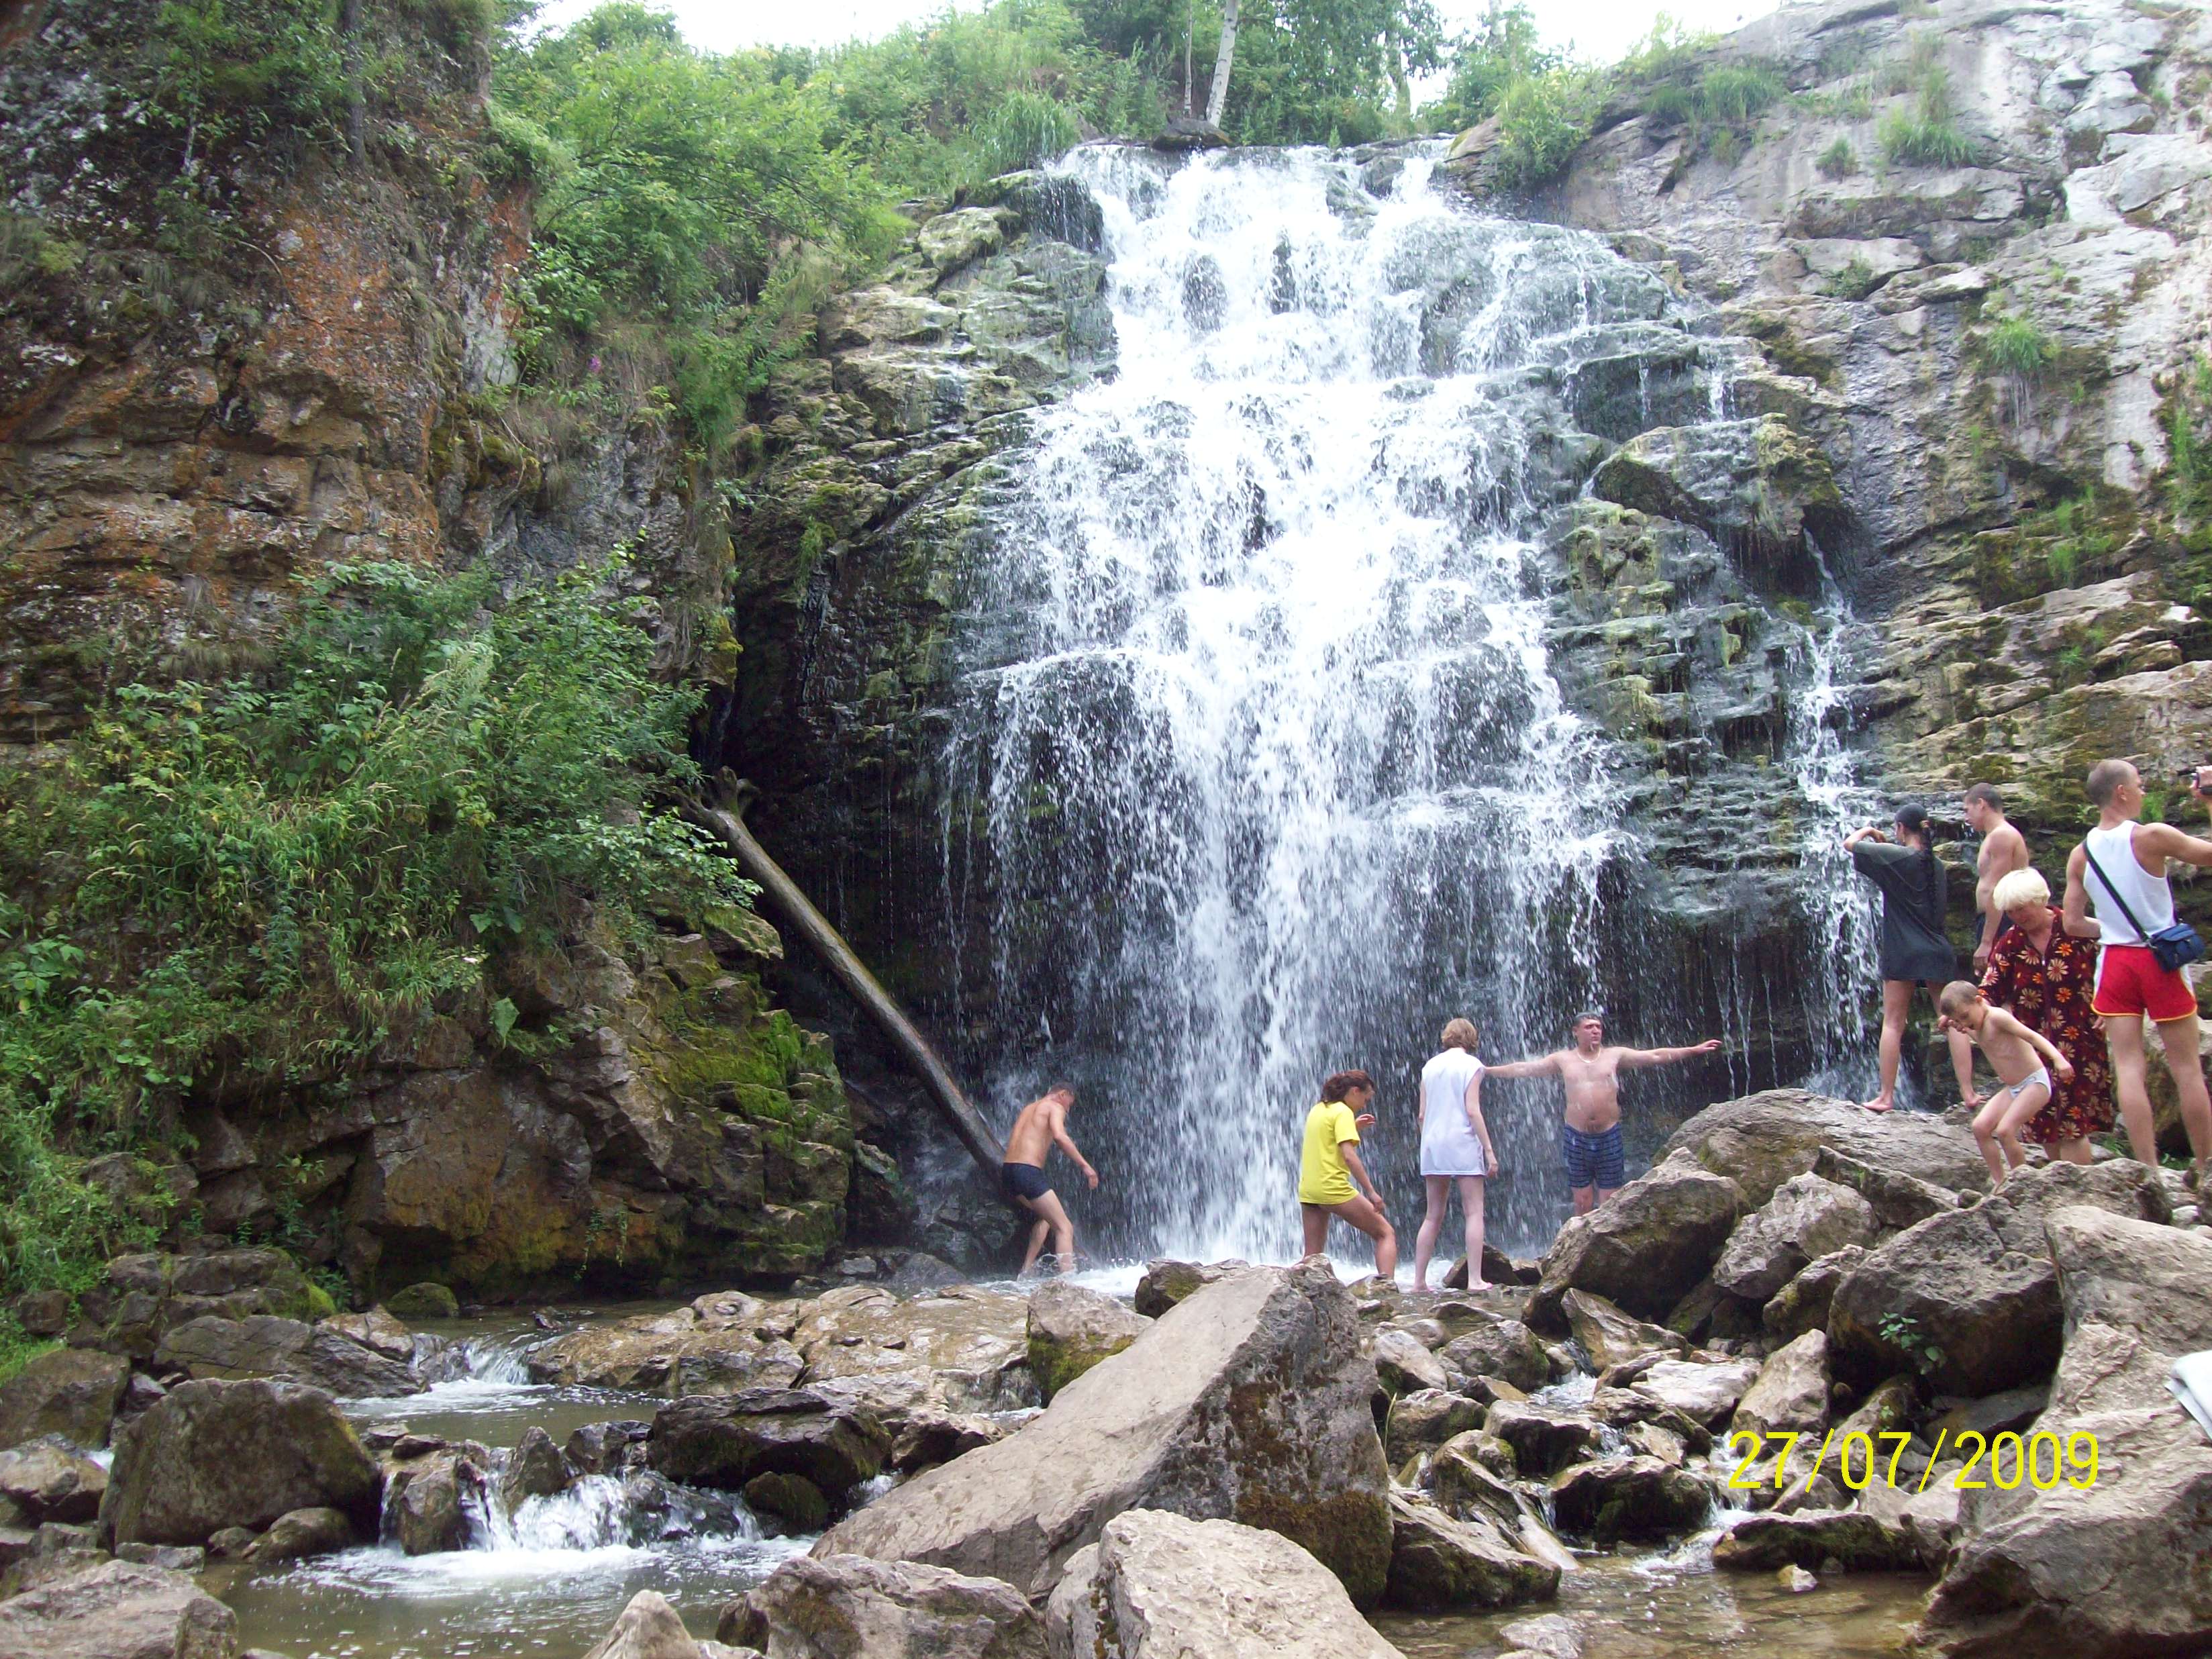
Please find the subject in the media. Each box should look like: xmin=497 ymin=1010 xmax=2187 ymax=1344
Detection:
xmin=532 ymin=0 xmax=1787 ymax=66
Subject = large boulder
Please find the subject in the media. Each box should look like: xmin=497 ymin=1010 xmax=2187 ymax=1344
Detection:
xmin=1025 ymin=1283 xmax=1150 ymax=1404
xmin=1044 ymin=1509 xmax=1404 ymax=1659
xmin=1811 ymin=1146 xmax=1967 ymax=1231
xmin=0 ymin=1437 xmax=108 ymax=1525
xmin=725 ymin=1553 xmax=1043 ymax=1658
xmin=381 ymin=1445 xmax=489 ymax=1555
xmin=66 ymin=1250 xmax=326 ymax=1362
xmin=1627 ymin=1359 xmax=1760 ymax=1429
xmin=101 ymin=1380 xmax=380 ymax=1548
xmin=1731 ymin=1331 xmax=1831 ymax=1438
xmin=1369 ymin=1329 xmax=1449 ymax=1397
xmin=1761 ymin=1246 xmax=1865 ymax=1343
xmin=1662 ymin=1092 xmax=1989 ymax=1211
xmin=527 ymin=1292 xmax=804 ymax=1397
xmin=1383 ymin=1492 xmax=1558 ymax=1611
xmin=1827 ymin=1159 xmax=2170 ymax=1396
xmin=1561 ymin=1291 xmax=1687 ymax=1371
xmin=815 ymin=1262 xmax=1394 ymax=1606
xmin=793 ymin=1287 xmax=1035 ymax=1413
xmin=1131 ymin=1260 xmax=1243 ymax=1319
xmin=0 ymin=1350 xmax=129 ymax=1453
xmin=1710 ymin=1173 xmax=1878 ymax=1302
xmin=1914 ymin=1207 xmax=2212 ymax=1658
xmin=1529 ymin=1152 xmax=1744 ymax=1325
xmin=1711 ymin=1509 xmax=1921 ymax=1573
xmin=1547 ymin=1456 xmax=1712 ymax=1544
xmin=1437 ymin=1319 xmax=1550 ymax=1393
xmin=648 ymin=1390 xmax=890 ymax=1508
xmin=240 ymin=1506 xmax=358 ymax=1564
xmin=1383 ymin=1391 xmax=1485 ymax=1465
xmin=587 ymin=1589 xmax=727 ymax=1659
xmin=1589 ymin=415 xmax=1842 ymax=563
xmin=0 ymin=1560 xmax=237 ymax=1659
xmin=152 ymin=1317 xmax=421 ymax=1399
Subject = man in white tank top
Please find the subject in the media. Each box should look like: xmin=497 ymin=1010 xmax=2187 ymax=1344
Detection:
xmin=2061 ymin=758 xmax=2212 ymax=1186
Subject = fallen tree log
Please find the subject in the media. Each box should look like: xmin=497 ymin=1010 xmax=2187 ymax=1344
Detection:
xmin=684 ymin=792 xmax=1006 ymax=1188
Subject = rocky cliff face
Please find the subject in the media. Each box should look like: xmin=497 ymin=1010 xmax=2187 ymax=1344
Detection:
xmin=1509 ymin=0 xmax=2212 ymax=874
xmin=0 ymin=0 xmax=909 ymax=1297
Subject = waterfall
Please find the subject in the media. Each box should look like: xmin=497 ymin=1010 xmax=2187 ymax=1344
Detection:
xmin=927 ymin=142 xmax=1870 ymax=1260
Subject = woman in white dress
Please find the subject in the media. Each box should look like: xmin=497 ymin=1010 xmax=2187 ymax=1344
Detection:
xmin=1412 ymin=1018 xmax=1503 ymax=1292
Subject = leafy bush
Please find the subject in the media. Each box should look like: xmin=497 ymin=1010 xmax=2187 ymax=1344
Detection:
xmin=1617 ymin=24 xmax=1782 ymax=164
xmin=2166 ymin=353 xmax=2212 ymax=523
xmin=1421 ymin=0 xmax=1556 ymax=130
xmin=1817 ymin=137 xmax=1856 ymax=177
xmin=145 ymin=0 xmax=357 ymax=155
xmin=0 ymin=559 xmax=750 ymax=1296
xmin=963 ymin=89 xmax=1083 ymax=183
xmin=1487 ymin=66 xmax=1602 ymax=193
xmin=1878 ymin=41 xmax=1978 ymax=168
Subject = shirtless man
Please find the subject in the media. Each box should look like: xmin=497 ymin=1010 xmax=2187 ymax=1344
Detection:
xmin=1937 ymin=979 xmax=2075 ymax=1187
xmin=1001 ymin=1086 xmax=1099 ymax=1274
xmin=1487 ymin=1013 xmax=1721 ymax=1215
xmin=1955 ymin=783 xmax=2032 ymax=1108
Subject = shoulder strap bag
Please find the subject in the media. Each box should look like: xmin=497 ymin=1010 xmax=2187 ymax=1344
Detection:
xmin=2082 ymin=834 xmax=2205 ymax=973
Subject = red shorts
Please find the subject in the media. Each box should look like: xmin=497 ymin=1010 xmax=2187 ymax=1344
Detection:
xmin=2092 ymin=944 xmax=2199 ymax=1021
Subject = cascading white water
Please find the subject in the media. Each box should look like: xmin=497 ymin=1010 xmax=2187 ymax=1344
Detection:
xmin=934 ymin=142 xmax=1874 ymax=1260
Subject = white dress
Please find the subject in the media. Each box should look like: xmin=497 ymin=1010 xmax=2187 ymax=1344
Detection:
xmin=1418 ymin=1049 xmax=1488 ymax=1177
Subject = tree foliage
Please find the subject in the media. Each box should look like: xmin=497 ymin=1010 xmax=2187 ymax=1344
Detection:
xmin=0 ymin=561 xmax=748 ymax=1297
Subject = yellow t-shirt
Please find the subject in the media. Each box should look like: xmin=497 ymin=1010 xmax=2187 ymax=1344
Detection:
xmin=1298 ymin=1101 xmax=1360 ymax=1205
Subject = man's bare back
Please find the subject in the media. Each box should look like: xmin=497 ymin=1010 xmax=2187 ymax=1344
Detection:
xmin=1004 ymin=1093 xmax=1067 ymax=1168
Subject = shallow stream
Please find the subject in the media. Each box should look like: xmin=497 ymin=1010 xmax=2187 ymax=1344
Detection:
xmin=209 ymin=1300 xmax=1931 ymax=1659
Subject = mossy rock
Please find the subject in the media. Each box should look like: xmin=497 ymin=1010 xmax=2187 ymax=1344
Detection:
xmin=383 ymin=1283 xmax=460 ymax=1321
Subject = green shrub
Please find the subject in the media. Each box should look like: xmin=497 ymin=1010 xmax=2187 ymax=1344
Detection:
xmin=1487 ymin=65 xmax=1602 ymax=193
xmin=1817 ymin=137 xmax=1856 ymax=177
xmin=0 ymin=558 xmax=751 ymax=1295
xmin=962 ymin=89 xmax=1082 ymax=184
xmin=145 ymin=0 xmax=356 ymax=154
xmin=1422 ymin=0 xmax=1556 ymax=130
xmin=1879 ymin=103 xmax=1978 ymax=166
xmin=1825 ymin=256 xmax=1884 ymax=300
xmin=2166 ymin=352 xmax=2212 ymax=522
xmin=1979 ymin=311 xmax=2056 ymax=379
xmin=1617 ymin=26 xmax=1783 ymax=164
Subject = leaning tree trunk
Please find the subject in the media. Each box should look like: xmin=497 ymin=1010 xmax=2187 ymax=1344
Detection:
xmin=684 ymin=791 xmax=1009 ymax=1190
xmin=1205 ymin=0 xmax=1240 ymax=128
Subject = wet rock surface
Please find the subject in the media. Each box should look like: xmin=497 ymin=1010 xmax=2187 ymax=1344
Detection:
xmin=726 ymin=1553 xmax=1045 ymax=1659
xmin=0 ymin=1559 xmax=238 ymax=1659
xmin=1047 ymin=1509 xmax=1406 ymax=1659
xmin=817 ymin=1262 xmax=1395 ymax=1605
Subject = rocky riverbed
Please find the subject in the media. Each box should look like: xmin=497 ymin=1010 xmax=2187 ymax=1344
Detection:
xmin=1 ymin=1091 xmax=2205 ymax=1659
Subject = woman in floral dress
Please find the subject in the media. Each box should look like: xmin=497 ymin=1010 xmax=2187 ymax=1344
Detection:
xmin=1978 ymin=867 xmax=2115 ymax=1162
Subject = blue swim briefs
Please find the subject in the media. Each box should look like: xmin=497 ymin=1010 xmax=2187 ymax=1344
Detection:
xmin=1561 ymin=1123 xmax=1626 ymax=1192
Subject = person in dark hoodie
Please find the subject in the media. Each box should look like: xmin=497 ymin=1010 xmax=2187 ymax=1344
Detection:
xmin=1846 ymin=803 xmax=1954 ymax=1113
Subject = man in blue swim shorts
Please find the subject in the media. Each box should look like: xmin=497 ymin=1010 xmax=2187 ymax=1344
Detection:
xmin=1000 ymin=1085 xmax=1100 ymax=1274
xmin=1487 ymin=1012 xmax=1721 ymax=1218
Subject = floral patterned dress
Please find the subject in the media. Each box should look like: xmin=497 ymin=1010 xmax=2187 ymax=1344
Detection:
xmin=1979 ymin=906 xmax=2116 ymax=1144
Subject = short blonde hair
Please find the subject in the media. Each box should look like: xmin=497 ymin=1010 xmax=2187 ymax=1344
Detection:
xmin=1993 ymin=868 xmax=2050 ymax=913
xmin=1938 ymin=980 xmax=1983 ymax=1016
xmin=1440 ymin=1018 xmax=1479 ymax=1052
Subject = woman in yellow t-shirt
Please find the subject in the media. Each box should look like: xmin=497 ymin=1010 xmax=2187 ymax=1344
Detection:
xmin=1298 ymin=1069 xmax=1398 ymax=1281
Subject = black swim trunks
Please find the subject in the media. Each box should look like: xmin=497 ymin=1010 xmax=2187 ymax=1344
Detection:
xmin=1000 ymin=1161 xmax=1052 ymax=1202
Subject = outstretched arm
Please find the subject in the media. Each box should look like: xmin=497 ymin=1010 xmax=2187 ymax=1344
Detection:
xmin=1483 ymin=1052 xmax=1560 ymax=1080
xmin=1051 ymin=1113 xmax=1100 ymax=1191
xmin=1619 ymin=1039 xmax=1723 ymax=1068
xmin=2137 ymin=821 xmax=2212 ymax=870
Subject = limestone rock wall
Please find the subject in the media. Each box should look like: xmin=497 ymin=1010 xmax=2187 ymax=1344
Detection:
xmin=1513 ymin=0 xmax=2212 ymax=887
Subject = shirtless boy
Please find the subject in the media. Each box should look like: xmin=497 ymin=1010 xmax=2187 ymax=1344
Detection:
xmin=1937 ymin=980 xmax=2076 ymax=1186
xmin=1955 ymin=783 xmax=2032 ymax=1108
xmin=1000 ymin=1086 xmax=1099 ymax=1274
xmin=1486 ymin=1013 xmax=1721 ymax=1215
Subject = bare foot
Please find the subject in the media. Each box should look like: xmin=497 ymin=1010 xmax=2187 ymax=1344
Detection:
xmin=1468 ymin=1279 xmax=1491 ymax=1293
xmin=1411 ymin=1282 xmax=1429 ymax=1294
xmin=1860 ymin=1096 xmax=1895 ymax=1113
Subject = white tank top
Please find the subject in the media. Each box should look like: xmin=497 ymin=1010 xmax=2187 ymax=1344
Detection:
xmin=2082 ymin=822 xmax=2174 ymax=946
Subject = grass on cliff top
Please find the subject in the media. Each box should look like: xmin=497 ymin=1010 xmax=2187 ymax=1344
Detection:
xmin=0 ymin=558 xmax=752 ymax=1299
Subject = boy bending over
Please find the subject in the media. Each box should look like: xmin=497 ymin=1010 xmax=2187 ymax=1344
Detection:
xmin=1937 ymin=980 xmax=2076 ymax=1186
